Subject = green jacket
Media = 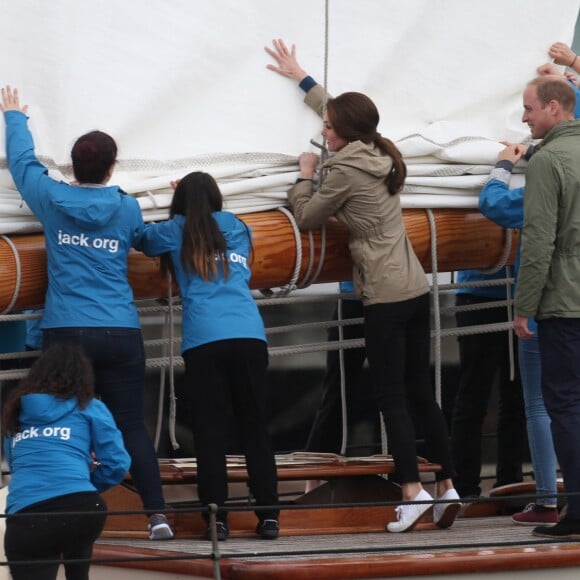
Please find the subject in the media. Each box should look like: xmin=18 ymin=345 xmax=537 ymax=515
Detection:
xmin=288 ymin=85 xmax=429 ymax=306
xmin=515 ymin=118 xmax=580 ymax=319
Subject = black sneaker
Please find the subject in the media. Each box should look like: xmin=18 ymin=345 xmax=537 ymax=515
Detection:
xmin=206 ymin=521 xmax=229 ymax=542
xmin=256 ymin=518 xmax=279 ymax=539
xmin=533 ymin=517 xmax=580 ymax=540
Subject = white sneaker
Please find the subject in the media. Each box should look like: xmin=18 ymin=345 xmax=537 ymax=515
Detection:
xmin=433 ymin=488 xmax=461 ymax=529
xmin=387 ymin=489 xmax=433 ymax=533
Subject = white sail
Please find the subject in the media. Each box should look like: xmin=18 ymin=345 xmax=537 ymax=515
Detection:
xmin=0 ymin=0 xmax=577 ymax=232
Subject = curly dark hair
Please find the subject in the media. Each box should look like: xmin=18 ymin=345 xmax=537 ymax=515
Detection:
xmin=1 ymin=343 xmax=95 ymax=436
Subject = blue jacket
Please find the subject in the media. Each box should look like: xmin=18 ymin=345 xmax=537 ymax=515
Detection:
xmin=4 ymin=393 xmax=130 ymax=514
xmin=479 ymin=162 xmax=536 ymax=331
xmin=455 ymin=268 xmax=511 ymax=300
xmin=4 ymin=111 xmax=145 ymax=329
xmin=139 ymin=212 xmax=266 ymax=352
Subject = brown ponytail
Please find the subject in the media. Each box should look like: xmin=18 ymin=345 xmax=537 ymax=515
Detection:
xmin=374 ymin=134 xmax=406 ymax=195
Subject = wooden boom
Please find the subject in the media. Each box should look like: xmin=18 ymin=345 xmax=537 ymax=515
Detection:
xmin=0 ymin=208 xmax=517 ymax=312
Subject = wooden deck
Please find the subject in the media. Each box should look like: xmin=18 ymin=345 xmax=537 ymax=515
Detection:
xmin=94 ymin=515 xmax=580 ymax=579
xmin=93 ymin=455 xmax=580 ymax=578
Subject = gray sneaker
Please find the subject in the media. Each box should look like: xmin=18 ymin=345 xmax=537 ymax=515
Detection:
xmin=148 ymin=513 xmax=175 ymax=540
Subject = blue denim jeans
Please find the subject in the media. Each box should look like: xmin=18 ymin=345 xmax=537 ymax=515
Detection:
xmin=518 ymin=334 xmax=558 ymax=506
xmin=43 ymin=327 xmax=165 ymax=511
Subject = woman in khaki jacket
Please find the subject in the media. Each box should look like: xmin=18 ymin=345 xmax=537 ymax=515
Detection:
xmin=266 ymin=39 xmax=460 ymax=532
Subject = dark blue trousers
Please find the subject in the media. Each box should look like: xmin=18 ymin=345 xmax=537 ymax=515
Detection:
xmin=538 ymin=318 xmax=580 ymax=519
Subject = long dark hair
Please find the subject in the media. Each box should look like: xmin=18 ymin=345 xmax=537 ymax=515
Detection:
xmin=326 ymin=92 xmax=406 ymax=195
xmin=160 ymin=171 xmax=230 ymax=282
xmin=71 ymin=130 xmax=118 ymax=184
xmin=2 ymin=343 xmax=95 ymax=437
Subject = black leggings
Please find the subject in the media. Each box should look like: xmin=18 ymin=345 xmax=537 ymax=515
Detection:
xmin=364 ymin=293 xmax=454 ymax=483
xmin=4 ymin=492 xmax=107 ymax=580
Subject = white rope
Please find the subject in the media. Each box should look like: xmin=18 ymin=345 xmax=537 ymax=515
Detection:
xmin=260 ymin=206 xmax=303 ymax=297
xmin=297 ymin=223 xmax=327 ymax=289
xmin=0 ymin=234 xmax=22 ymax=315
xmin=426 ymin=209 xmax=443 ymax=405
xmin=337 ymin=298 xmax=348 ymax=456
xmin=157 ymin=275 xmax=180 ymax=452
xmin=477 ymin=228 xmax=514 ymax=275
xmin=505 ymin=265 xmax=516 ymax=382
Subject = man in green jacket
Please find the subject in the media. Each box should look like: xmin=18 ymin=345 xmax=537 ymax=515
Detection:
xmin=514 ymin=75 xmax=580 ymax=540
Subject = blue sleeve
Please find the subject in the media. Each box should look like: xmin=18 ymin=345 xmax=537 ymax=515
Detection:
xmin=126 ymin=196 xmax=147 ymax=250
xmin=135 ymin=220 xmax=180 ymax=257
xmin=3 ymin=110 xmax=51 ymax=218
xmin=571 ymin=83 xmax=580 ymax=119
xmin=88 ymin=400 xmax=131 ymax=492
xmin=478 ymin=166 xmax=524 ymax=229
xmin=299 ymin=76 xmax=318 ymax=94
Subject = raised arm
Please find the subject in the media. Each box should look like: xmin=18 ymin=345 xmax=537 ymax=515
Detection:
xmin=549 ymin=42 xmax=580 ymax=75
xmin=0 ymin=85 xmax=28 ymax=114
xmin=264 ymin=39 xmax=309 ymax=83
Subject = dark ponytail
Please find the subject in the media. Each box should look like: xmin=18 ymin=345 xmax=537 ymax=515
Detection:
xmin=327 ymin=92 xmax=406 ymax=195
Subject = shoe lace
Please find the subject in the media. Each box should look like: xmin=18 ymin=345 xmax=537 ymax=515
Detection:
xmin=522 ymin=503 xmax=536 ymax=513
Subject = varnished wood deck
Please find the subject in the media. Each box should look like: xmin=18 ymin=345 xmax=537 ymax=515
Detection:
xmin=94 ymin=456 xmax=579 ymax=578
xmin=94 ymin=515 xmax=580 ymax=579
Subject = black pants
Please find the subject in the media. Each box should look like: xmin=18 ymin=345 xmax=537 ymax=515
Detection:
xmin=451 ymin=294 xmax=526 ymax=496
xmin=305 ymin=299 xmax=370 ymax=453
xmin=183 ymin=339 xmax=279 ymax=523
xmin=4 ymin=492 xmax=107 ymax=580
xmin=538 ymin=318 xmax=580 ymax=519
xmin=364 ymin=293 xmax=455 ymax=483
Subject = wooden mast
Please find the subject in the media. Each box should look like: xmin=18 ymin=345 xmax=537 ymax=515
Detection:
xmin=0 ymin=208 xmax=517 ymax=312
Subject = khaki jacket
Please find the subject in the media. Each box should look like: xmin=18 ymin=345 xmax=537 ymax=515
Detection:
xmin=288 ymin=85 xmax=429 ymax=305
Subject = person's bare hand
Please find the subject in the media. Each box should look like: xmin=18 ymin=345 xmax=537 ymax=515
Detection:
xmin=514 ymin=315 xmax=535 ymax=339
xmin=170 ymin=179 xmax=181 ymax=191
xmin=498 ymin=143 xmax=527 ymax=164
xmin=0 ymin=85 xmax=28 ymax=114
xmin=564 ymin=70 xmax=578 ymax=85
xmin=298 ymin=152 xmax=319 ymax=179
xmin=537 ymin=62 xmax=562 ymax=76
xmin=265 ymin=39 xmax=308 ymax=82
xmin=549 ymin=42 xmax=576 ymax=67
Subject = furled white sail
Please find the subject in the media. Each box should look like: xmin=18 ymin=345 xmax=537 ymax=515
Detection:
xmin=0 ymin=0 xmax=577 ymax=233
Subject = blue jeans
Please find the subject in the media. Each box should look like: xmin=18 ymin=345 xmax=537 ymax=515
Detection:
xmin=518 ymin=334 xmax=558 ymax=506
xmin=43 ymin=328 xmax=166 ymax=511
